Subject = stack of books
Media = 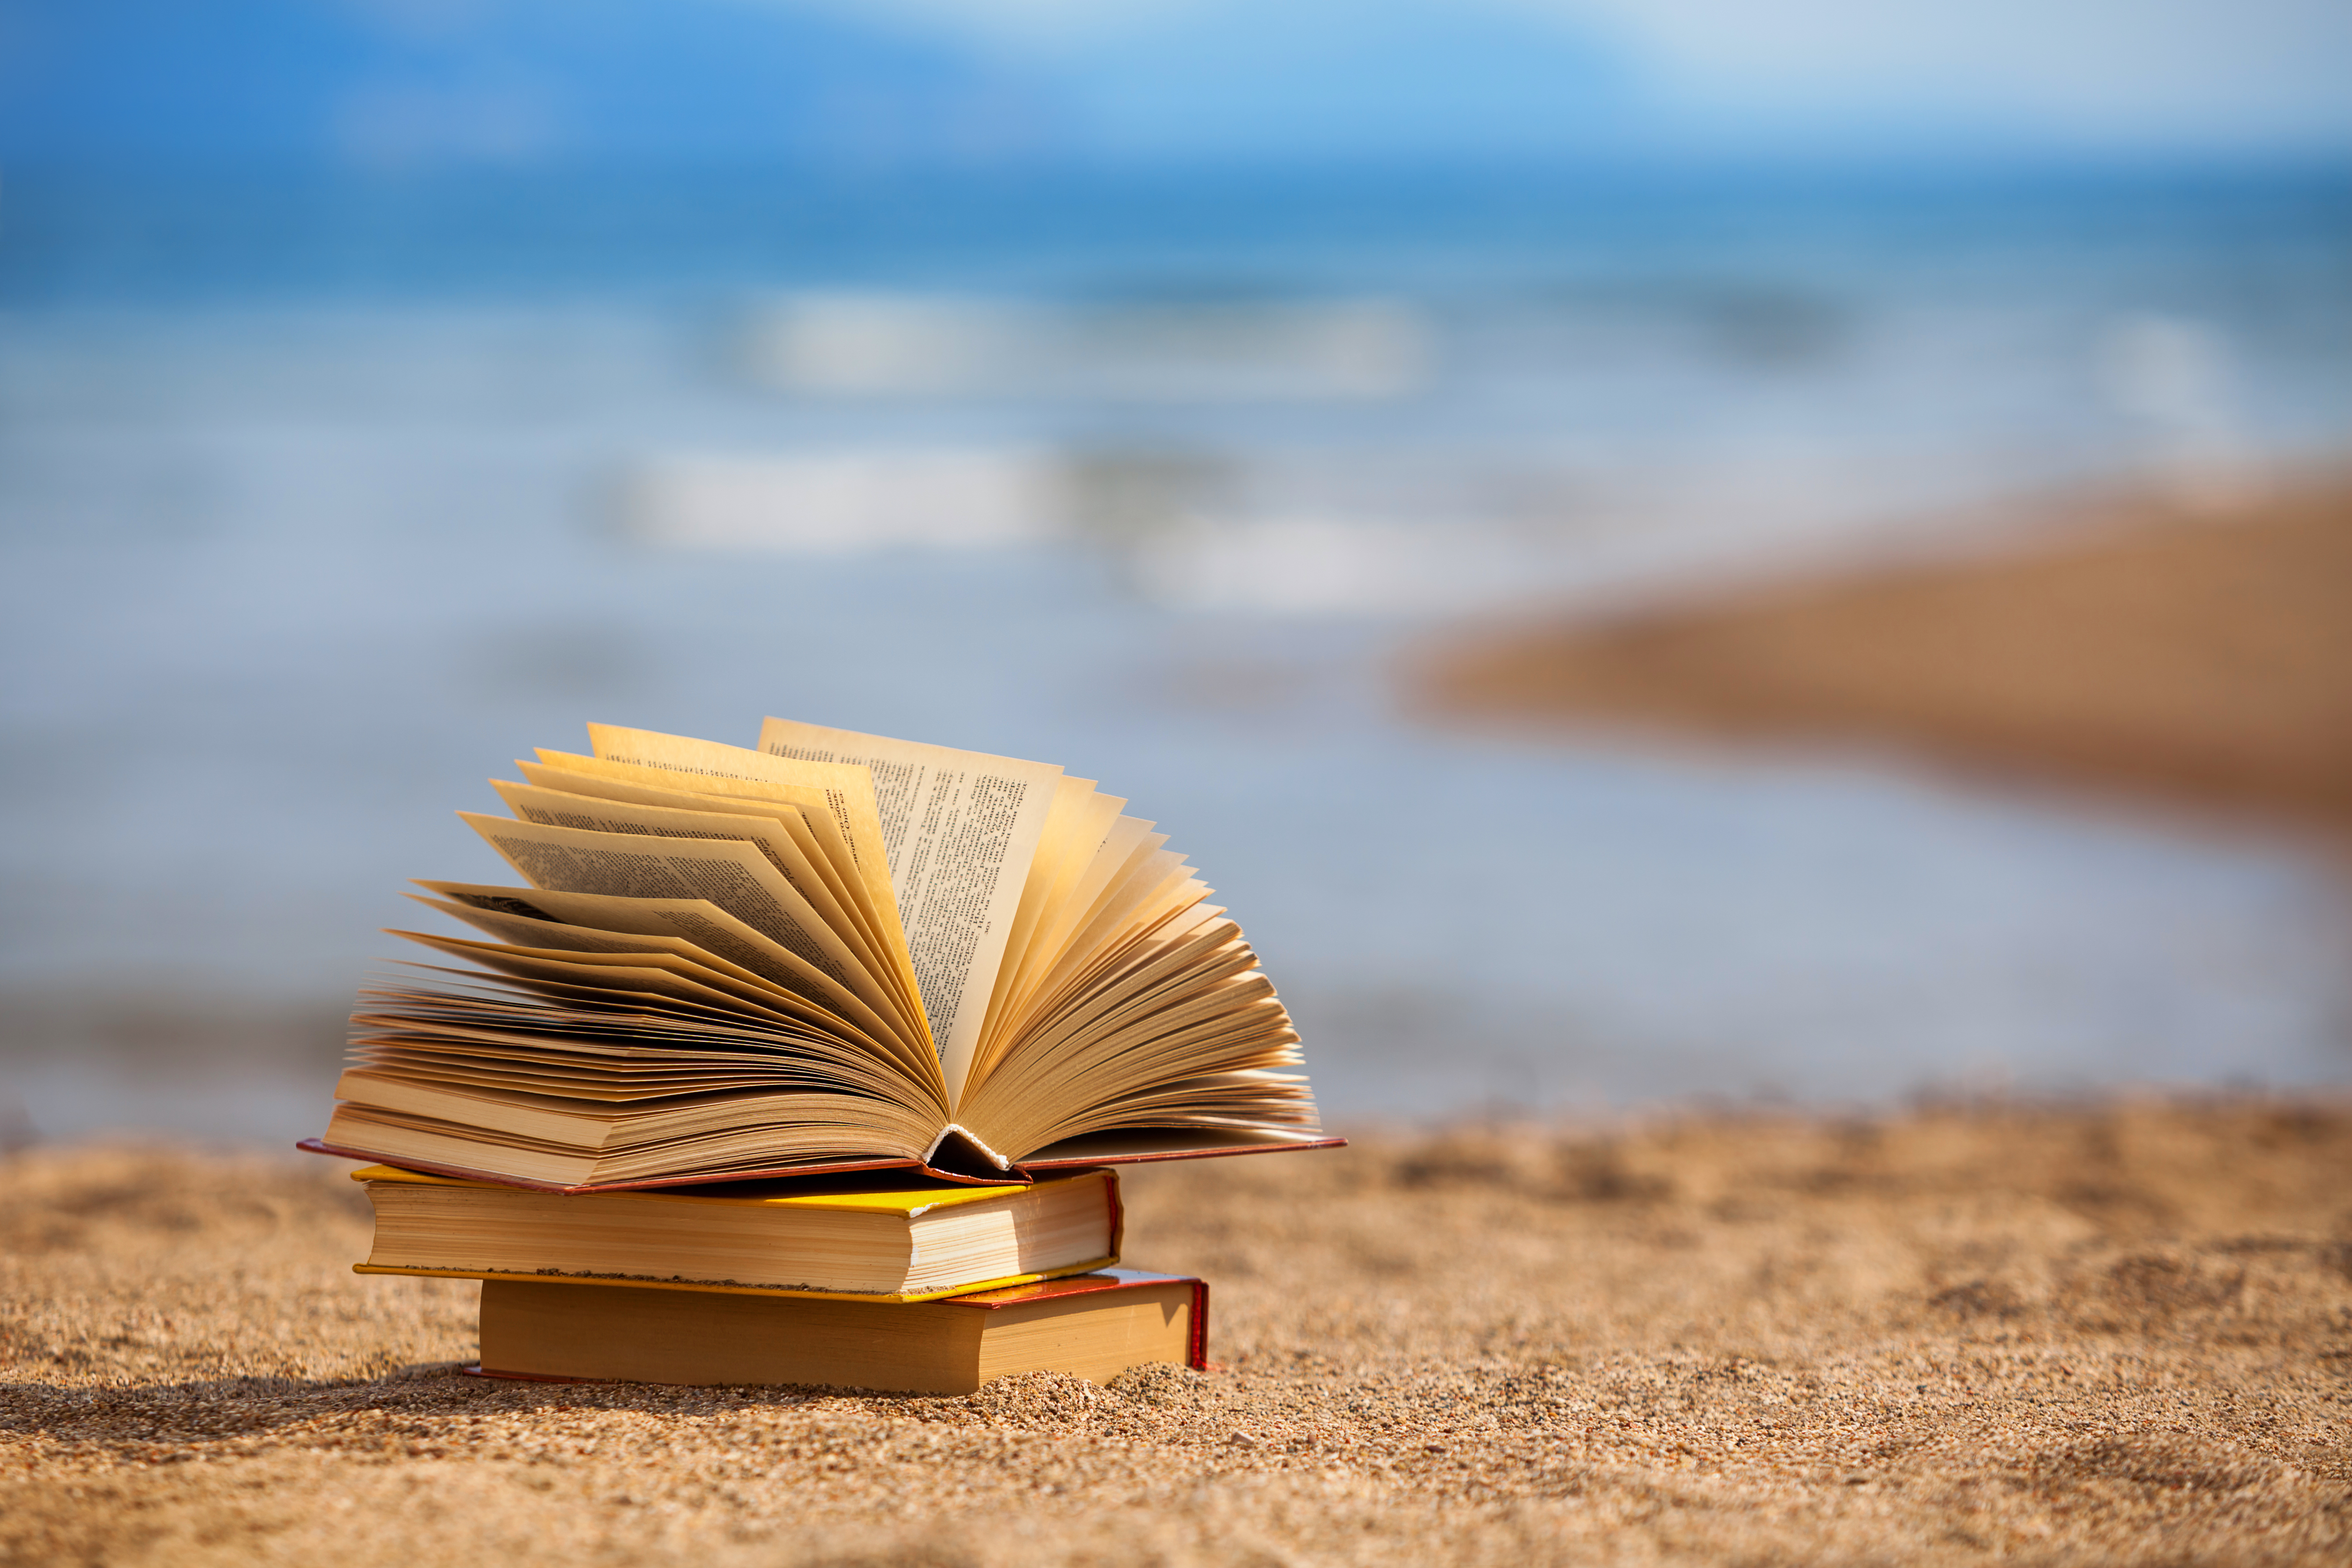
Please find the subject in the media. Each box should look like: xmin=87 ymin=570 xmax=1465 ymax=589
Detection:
xmin=309 ymin=719 xmax=1338 ymax=1391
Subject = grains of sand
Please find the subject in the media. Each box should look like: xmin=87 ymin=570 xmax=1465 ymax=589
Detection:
xmin=4 ymin=1098 xmax=2349 ymax=1564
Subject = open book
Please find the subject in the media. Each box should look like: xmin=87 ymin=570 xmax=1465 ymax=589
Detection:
xmin=307 ymin=720 xmax=1336 ymax=1190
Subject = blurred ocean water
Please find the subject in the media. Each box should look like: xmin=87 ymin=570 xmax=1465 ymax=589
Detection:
xmin=3 ymin=166 xmax=2349 ymax=1138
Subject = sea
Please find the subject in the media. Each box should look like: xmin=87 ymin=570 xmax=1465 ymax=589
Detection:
xmin=3 ymin=162 xmax=2349 ymax=1141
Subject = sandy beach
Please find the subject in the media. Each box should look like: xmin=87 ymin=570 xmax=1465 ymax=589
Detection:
xmin=5 ymin=1099 xmax=2347 ymax=1564
xmin=1413 ymin=475 xmax=2352 ymax=837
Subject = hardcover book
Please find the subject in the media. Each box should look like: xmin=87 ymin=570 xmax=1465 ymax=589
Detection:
xmin=351 ymin=1163 xmax=1121 ymax=1300
xmin=309 ymin=720 xmax=1337 ymax=1189
xmin=475 ymin=1269 xmax=1208 ymax=1393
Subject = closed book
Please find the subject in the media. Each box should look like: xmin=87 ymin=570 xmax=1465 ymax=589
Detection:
xmin=475 ymin=1269 xmax=1207 ymax=1393
xmin=352 ymin=1164 xmax=1121 ymax=1301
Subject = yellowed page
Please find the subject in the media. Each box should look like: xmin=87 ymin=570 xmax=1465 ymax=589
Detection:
xmin=580 ymin=725 xmax=900 ymax=946
xmin=512 ymin=759 xmax=882 ymax=965
xmin=570 ymin=727 xmax=921 ymax=1030
xmin=488 ymin=779 xmax=894 ymax=994
xmin=456 ymin=811 xmax=918 ymax=1050
xmin=975 ymin=775 xmax=1098 ymax=1057
xmin=758 ymin=717 xmax=1063 ymax=1106
xmin=526 ymin=749 xmax=922 ymax=1037
xmin=1025 ymin=816 xmax=1157 ymax=979
xmin=390 ymin=945 xmax=795 ymax=1029
xmin=980 ymin=873 xmax=1206 ymax=1109
xmin=415 ymin=891 xmax=807 ymax=994
xmin=1063 ymin=851 xmax=1193 ymax=965
xmin=987 ymin=907 xmax=1247 ymax=1073
xmin=389 ymin=930 xmax=820 ymax=1029
xmin=996 ymin=815 xmax=1159 ymax=1037
xmin=412 ymin=880 xmax=935 ymax=1091
xmin=1036 ymin=887 xmax=1225 ymax=1026
xmin=980 ymin=789 xmax=1129 ymax=1057
xmin=404 ymin=892 xmax=909 ymax=1064
xmin=1030 ymin=790 xmax=1127 ymax=956
xmin=382 ymin=932 xmax=928 ymax=1109
xmin=1024 ymin=863 xmax=1209 ymax=1022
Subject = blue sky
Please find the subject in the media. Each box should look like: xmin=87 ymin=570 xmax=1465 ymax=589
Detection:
xmin=869 ymin=0 xmax=2352 ymax=157
xmin=0 ymin=0 xmax=2344 ymax=167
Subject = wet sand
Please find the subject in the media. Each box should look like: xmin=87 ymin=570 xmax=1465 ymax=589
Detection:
xmin=5 ymin=1099 xmax=2349 ymax=1565
xmin=1413 ymin=475 xmax=2352 ymax=835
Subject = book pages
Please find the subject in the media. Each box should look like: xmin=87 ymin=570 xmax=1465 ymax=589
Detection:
xmin=511 ymin=759 xmax=889 ymax=977
xmin=975 ymin=774 xmax=1100 ymax=1060
xmin=994 ymin=815 xmax=1158 ymax=1043
xmin=408 ymin=880 xmax=938 ymax=1093
xmin=456 ymin=812 xmax=918 ymax=1051
xmin=487 ymin=779 xmax=897 ymax=1002
xmin=403 ymin=893 xmax=917 ymax=1066
xmin=1041 ymin=854 xmax=1199 ymax=999
xmin=523 ymin=750 xmax=923 ymax=1039
xmin=388 ymin=935 xmax=822 ymax=1031
xmin=578 ymin=726 xmax=893 ymax=892
xmin=758 ymin=717 xmax=1064 ymax=1106
xmin=1027 ymin=791 xmax=1129 ymax=970
xmin=570 ymin=728 xmax=926 ymax=1041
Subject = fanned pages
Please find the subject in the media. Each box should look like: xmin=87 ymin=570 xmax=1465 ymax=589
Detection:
xmin=311 ymin=721 xmax=1336 ymax=1191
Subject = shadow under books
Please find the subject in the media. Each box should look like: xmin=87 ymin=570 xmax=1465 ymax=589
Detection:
xmin=0 ymin=1362 xmax=1025 ymax=1450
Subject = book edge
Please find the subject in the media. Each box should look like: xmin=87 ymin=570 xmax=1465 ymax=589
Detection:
xmin=346 ymin=1161 xmax=1111 ymax=1216
xmin=296 ymin=1137 xmax=1013 ymax=1191
xmin=300 ymin=1134 xmax=1343 ymax=1192
xmin=351 ymin=1254 xmax=1122 ymax=1305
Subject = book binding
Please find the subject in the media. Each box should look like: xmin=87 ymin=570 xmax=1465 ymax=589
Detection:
xmin=354 ymin=1256 xmax=1122 ymax=1305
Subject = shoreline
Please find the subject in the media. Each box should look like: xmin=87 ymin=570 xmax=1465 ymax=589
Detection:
xmin=1409 ymin=471 xmax=2352 ymax=842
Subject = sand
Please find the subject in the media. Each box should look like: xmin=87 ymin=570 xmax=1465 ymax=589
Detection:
xmin=4 ymin=1099 xmax=2349 ymax=1565
xmin=1412 ymin=475 xmax=2352 ymax=836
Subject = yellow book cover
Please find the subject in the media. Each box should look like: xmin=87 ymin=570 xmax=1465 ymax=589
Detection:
xmin=348 ymin=1163 xmax=1123 ymax=1302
